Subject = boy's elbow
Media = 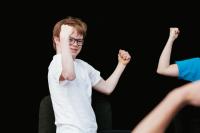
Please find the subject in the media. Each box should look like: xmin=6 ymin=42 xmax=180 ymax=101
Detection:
xmin=66 ymin=75 xmax=76 ymax=81
xmin=156 ymin=68 xmax=164 ymax=75
xmin=62 ymin=73 xmax=76 ymax=81
xmin=156 ymin=69 xmax=161 ymax=74
xmin=157 ymin=69 xmax=171 ymax=77
xmin=104 ymin=89 xmax=112 ymax=95
xmin=104 ymin=92 xmax=111 ymax=96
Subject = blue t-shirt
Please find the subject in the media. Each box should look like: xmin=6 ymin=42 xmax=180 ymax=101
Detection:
xmin=176 ymin=57 xmax=200 ymax=82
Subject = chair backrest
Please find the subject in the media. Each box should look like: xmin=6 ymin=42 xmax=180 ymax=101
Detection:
xmin=38 ymin=96 xmax=56 ymax=133
xmin=38 ymin=91 xmax=112 ymax=133
xmin=92 ymin=91 xmax=112 ymax=131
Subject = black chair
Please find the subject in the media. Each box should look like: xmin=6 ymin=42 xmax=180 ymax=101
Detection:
xmin=38 ymin=91 xmax=113 ymax=133
xmin=38 ymin=95 xmax=56 ymax=133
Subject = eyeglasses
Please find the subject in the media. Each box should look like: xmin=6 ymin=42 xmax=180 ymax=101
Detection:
xmin=69 ymin=37 xmax=84 ymax=46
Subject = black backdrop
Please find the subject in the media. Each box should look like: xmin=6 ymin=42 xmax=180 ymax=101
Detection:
xmin=1 ymin=1 xmax=200 ymax=133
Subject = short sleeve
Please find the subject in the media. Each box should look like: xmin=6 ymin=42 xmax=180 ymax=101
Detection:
xmin=176 ymin=57 xmax=200 ymax=81
xmin=48 ymin=54 xmax=62 ymax=84
xmin=81 ymin=61 xmax=102 ymax=86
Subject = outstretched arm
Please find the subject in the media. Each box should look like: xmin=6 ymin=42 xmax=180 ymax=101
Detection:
xmin=132 ymin=80 xmax=200 ymax=133
xmin=93 ymin=49 xmax=131 ymax=95
xmin=157 ymin=28 xmax=180 ymax=77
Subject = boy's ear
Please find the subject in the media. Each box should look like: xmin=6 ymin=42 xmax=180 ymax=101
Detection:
xmin=54 ymin=36 xmax=59 ymax=44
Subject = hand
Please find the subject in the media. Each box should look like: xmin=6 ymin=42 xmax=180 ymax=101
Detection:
xmin=118 ymin=49 xmax=131 ymax=65
xmin=60 ymin=25 xmax=74 ymax=41
xmin=169 ymin=27 xmax=180 ymax=40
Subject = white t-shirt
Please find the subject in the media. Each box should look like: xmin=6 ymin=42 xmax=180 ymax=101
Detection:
xmin=48 ymin=54 xmax=102 ymax=133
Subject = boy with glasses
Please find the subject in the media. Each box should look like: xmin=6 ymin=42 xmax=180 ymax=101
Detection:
xmin=48 ymin=16 xmax=131 ymax=133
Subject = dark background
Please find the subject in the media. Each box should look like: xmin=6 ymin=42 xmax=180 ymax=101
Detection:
xmin=1 ymin=1 xmax=200 ymax=133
